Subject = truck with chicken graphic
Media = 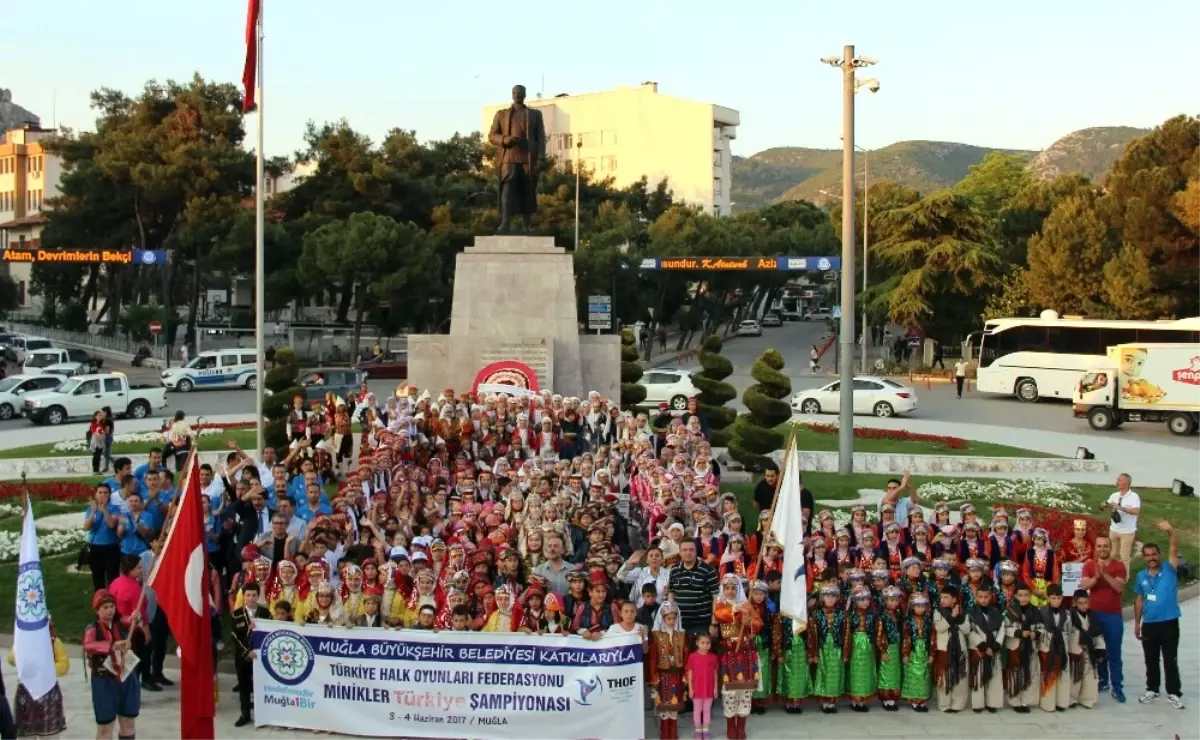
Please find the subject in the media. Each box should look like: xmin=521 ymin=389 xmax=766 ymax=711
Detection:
xmin=1073 ymin=343 xmax=1200 ymax=435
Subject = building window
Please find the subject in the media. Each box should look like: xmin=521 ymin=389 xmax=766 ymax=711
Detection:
xmin=604 ymin=156 xmax=617 ymax=172
xmin=713 ymin=151 xmax=723 ymax=168
xmin=563 ymin=134 xmax=573 ymax=150
xmin=602 ymin=130 xmax=618 ymax=146
xmin=714 ymin=178 xmax=723 ymax=196
xmin=17 ymin=281 xmax=25 ymax=307
xmin=17 ymin=235 xmax=25 ymax=247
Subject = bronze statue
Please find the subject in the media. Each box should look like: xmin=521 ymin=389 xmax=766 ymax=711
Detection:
xmin=488 ymin=84 xmax=545 ymax=234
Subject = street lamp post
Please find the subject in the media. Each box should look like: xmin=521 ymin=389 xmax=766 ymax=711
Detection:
xmin=859 ymin=144 xmax=870 ymax=373
xmin=574 ymin=139 xmax=583 ymax=251
xmin=822 ymin=45 xmax=878 ymax=475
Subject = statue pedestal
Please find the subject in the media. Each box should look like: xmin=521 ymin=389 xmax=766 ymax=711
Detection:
xmin=407 ymin=236 xmax=619 ymax=399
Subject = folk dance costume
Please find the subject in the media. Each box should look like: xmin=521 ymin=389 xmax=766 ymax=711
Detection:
xmin=876 ymin=586 xmax=905 ymax=711
xmin=1003 ymin=597 xmax=1043 ymax=712
xmin=995 ymin=560 xmax=1021 ymax=613
xmin=267 ymin=560 xmax=300 ymax=614
xmin=232 ymin=601 xmax=270 ymax=725
xmin=647 ymin=603 xmax=688 ymax=740
xmin=846 ymin=589 xmax=878 ymax=711
xmin=966 ymin=591 xmax=1005 ymax=712
xmin=340 ymin=564 xmax=367 ymax=622
xmin=900 ymin=594 xmax=933 ymax=711
xmin=1067 ymin=595 xmax=1106 ymax=709
xmin=809 ymin=584 xmax=846 ymax=714
xmin=777 ymin=604 xmax=812 ymax=713
xmin=932 ymin=590 xmax=970 ymax=712
xmin=713 ymin=575 xmax=761 ymax=739
xmin=83 ymin=590 xmax=141 ymax=729
xmin=305 ymin=582 xmax=345 ymax=626
xmin=747 ymin=581 xmax=780 ymax=713
xmin=1038 ymin=588 xmax=1072 ymax=712
xmin=1021 ymin=529 xmax=1058 ymax=608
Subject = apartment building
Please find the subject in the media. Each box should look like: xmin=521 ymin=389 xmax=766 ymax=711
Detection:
xmin=0 ymin=124 xmax=60 ymax=310
xmin=482 ymin=82 xmax=740 ymax=217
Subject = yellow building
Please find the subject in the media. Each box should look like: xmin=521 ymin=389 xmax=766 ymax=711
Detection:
xmin=0 ymin=124 xmax=59 ymax=310
xmin=482 ymin=82 xmax=740 ymax=217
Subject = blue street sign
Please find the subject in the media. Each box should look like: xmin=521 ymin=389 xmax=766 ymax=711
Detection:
xmin=134 ymin=249 xmax=168 ymax=265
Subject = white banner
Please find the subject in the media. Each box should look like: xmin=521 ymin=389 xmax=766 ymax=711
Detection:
xmin=252 ymin=621 xmax=645 ymax=739
xmin=1061 ymin=561 xmax=1085 ymax=597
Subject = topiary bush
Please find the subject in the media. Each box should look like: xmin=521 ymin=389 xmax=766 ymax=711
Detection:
xmin=264 ymin=348 xmax=301 ymax=450
xmin=692 ymin=334 xmax=737 ymax=447
xmin=728 ymin=348 xmax=792 ymax=472
xmin=620 ymin=328 xmax=647 ymax=410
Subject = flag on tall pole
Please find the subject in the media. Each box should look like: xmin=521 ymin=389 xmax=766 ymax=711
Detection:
xmin=147 ymin=452 xmax=215 ymax=739
xmin=13 ymin=496 xmax=56 ymax=701
xmin=770 ymin=438 xmax=808 ymax=630
xmin=242 ymin=0 xmax=261 ymax=111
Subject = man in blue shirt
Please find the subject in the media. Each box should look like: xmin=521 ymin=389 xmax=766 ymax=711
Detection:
xmin=1134 ymin=519 xmax=1184 ymax=709
xmin=133 ymin=448 xmax=167 ymax=489
xmin=104 ymin=457 xmax=133 ymax=509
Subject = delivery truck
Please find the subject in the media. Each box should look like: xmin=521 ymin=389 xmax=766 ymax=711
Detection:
xmin=1073 ymin=343 xmax=1200 ymax=435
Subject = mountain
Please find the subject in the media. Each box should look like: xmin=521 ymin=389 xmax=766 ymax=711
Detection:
xmin=0 ymin=89 xmax=40 ymax=133
xmin=731 ymin=126 xmax=1148 ymax=212
xmin=1027 ymin=126 xmax=1148 ymax=182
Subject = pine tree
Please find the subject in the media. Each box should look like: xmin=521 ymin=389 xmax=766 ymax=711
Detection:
xmin=1024 ymin=192 xmax=1117 ymax=316
xmin=620 ymin=328 xmax=646 ymax=410
xmin=692 ymin=334 xmax=737 ymax=446
xmin=1102 ymin=243 xmax=1173 ymax=318
xmin=263 ymin=347 xmax=302 ymax=449
xmin=728 ymin=348 xmax=792 ymax=472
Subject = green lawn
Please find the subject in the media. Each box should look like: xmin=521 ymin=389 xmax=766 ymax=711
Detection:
xmin=780 ymin=423 xmax=1056 ymax=458
xmin=727 ymin=472 xmax=1198 ymax=602
xmin=0 ymin=428 xmax=258 ymax=460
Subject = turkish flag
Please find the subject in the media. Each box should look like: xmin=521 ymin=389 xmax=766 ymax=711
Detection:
xmin=242 ymin=0 xmax=261 ymax=112
xmin=148 ymin=451 xmax=215 ymax=739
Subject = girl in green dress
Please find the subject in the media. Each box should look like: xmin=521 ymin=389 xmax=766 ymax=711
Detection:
xmin=877 ymin=585 xmax=904 ymax=711
xmin=809 ymin=583 xmax=845 ymax=714
xmin=901 ymin=592 xmax=933 ymax=712
xmin=846 ymin=588 xmax=878 ymax=712
xmin=748 ymin=580 xmax=778 ymax=714
xmin=777 ymin=578 xmax=812 ymax=714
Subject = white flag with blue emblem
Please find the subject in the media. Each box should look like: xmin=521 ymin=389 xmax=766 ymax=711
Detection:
xmin=770 ymin=443 xmax=807 ymax=631
xmin=14 ymin=496 xmax=56 ymax=700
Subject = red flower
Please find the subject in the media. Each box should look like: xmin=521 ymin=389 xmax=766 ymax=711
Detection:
xmin=0 ymin=481 xmax=93 ymax=502
xmin=804 ymin=423 xmax=968 ymax=450
xmin=192 ymin=422 xmax=255 ymax=431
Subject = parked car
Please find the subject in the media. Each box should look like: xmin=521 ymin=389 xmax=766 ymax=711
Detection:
xmin=4 ymin=336 xmax=53 ymax=364
xmin=761 ymin=313 xmax=783 ymax=328
xmin=41 ymin=362 xmax=89 ymax=378
xmin=639 ymin=369 xmax=701 ymax=411
xmin=22 ymin=373 xmax=169 ymax=425
xmin=791 ymin=375 xmax=918 ymax=418
xmin=780 ymin=309 xmax=804 ymax=322
xmin=356 ymin=350 xmax=409 ymax=379
xmin=736 ymin=320 xmax=763 ymax=337
xmin=162 ymin=348 xmax=258 ymax=392
xmin=299 ymin=368 xmax=369 ymax=405
xmin=23 ymin=347 xmax=102 ymax=375
xmin=804 ymin=308 xmax=832 ymax=321
xmin=0 ymin=373 xmax=68 ymax=420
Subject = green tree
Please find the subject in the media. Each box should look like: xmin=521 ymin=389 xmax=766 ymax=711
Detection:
xmin=1102 ymin=243 xmax=1173 ymax=318
xmin=997 ymin=174 xmax=1094 ymax=263
xmin=1024 ymin=192 xmax=1117 ymax=317
xmin=263 ymin=347 xmax=301 ymax=449
xmin=982 ymin=272 xmax=1040 ymax=320
xmin=692 ymin=334 xmax=737 ymax=446
xmin=620 ymin=328 xmax=646 ymax=410
xmin=0 ymin=275 xmax=19 ymax=320
xmin=952 ymin=152 xmax=1032 ymax=221
xmin=728 ymin=348 xmax=791 ymax=472
xmin=870 ymin=192 xmax=1002 ymax=340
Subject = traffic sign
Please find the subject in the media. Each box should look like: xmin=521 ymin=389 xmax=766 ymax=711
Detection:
xmin=149 ymin=320 xmax=163 ymax=335
xmin=831 ymin=306 xmax=841 ymax=319
xmin=587 ymin=295 xmax=612 ymax=331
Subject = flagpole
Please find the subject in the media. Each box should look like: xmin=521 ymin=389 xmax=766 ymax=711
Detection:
xmin=142 ymin=448 xmax=200 ymax=601
xmin=254 ymin=0 xmax=266 ymax=458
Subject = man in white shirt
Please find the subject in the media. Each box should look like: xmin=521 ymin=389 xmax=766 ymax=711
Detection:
xmin=953 ymin=359 xmax=969 ymax=399
xmin=1102 ymin=473 xmax=1141 ymax=573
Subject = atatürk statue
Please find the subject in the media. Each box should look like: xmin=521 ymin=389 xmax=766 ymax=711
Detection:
xmin=489 ymin=85 xmax=545 ymax=234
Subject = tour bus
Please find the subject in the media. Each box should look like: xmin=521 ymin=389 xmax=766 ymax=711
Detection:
xmin=970 ymin=311 xmax=1200 ymax=402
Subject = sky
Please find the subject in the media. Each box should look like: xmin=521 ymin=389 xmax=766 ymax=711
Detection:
xmin=6 ymin=0 xmax=1198 ymax=159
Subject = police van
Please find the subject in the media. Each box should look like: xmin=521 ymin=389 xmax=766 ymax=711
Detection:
xmin=161 ymin=348 xmax=259 ymax=392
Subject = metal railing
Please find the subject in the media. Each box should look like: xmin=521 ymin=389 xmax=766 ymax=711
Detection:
xmin=4 ymin=321 xmax=169 ymax=360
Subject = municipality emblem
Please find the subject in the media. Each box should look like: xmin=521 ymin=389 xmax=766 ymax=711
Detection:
xmin=15 ymin=564 xmax=49 ymax=630
xmin=261 ymin=630 xmax=315 ymax=685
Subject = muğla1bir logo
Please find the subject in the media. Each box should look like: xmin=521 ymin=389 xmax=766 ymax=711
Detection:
xmin=16 ymin=563 xmax=49 ymax=631
xmin=261 ymin=630 xmax=316 ymax=686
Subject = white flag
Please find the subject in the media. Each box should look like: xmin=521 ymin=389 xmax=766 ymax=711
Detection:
xmin=771 ymin=444 xmax=808 ymax=629
xmin=14 ymin=496 xmax=57 ymax=700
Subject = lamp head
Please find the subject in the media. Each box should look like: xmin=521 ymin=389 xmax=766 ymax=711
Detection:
xmin=820 ymin=55 xmax=842 ymax=66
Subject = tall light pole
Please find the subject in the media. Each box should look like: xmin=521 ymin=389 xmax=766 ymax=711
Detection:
xmin=574 ymin=138 xmax=583 ymax=250
xmin=822 ymin=45 xmax=877 ymax=475
xmin=858 ymin=143 xmax=870 ymax=373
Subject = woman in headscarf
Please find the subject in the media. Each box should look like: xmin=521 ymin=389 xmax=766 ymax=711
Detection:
xmin=1020 ymin=528 xmax=1058 ymax=607
xmin=713 ymin=573 xmax=760 ymax=739
xmin=266 ymin=559 xmax=300 ymax=614
xmin=7 ymin=620 xmax=69 ymax=737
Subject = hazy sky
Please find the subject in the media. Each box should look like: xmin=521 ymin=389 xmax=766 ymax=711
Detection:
xmin=7 ymin=0 xmax=1197 ymax=158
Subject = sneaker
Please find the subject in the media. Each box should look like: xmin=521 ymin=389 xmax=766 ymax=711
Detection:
xmin=1139 ymin=690 xmax=1159 ymax=703
xmin=1167 ymin=694 xmax=1186 ymax=710
xmin=1112 ymin=689 xmax=1126 ymax=703
xmin=1098 ymin=680 xmax=1110 ymax=693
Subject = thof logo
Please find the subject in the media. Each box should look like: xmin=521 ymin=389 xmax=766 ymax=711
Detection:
xmin=260 ymin=630 xmax=316 ymax=686
xmin=575 ymin=676 xmax=603 ymax=706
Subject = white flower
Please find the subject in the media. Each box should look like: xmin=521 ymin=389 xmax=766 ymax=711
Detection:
xmin=0 ymin=503 xmax=21 ymax=520
xmin=914 ymin=478 xmax=1086 ymax=512
xmin=0 ymin=528 xmax=90 ymax=562
xmin=50 ymin=427 xmax=226 ymax=454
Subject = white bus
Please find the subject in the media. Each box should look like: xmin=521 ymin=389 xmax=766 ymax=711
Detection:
xmin=971 ymin=313 xmax=1200 ymax=402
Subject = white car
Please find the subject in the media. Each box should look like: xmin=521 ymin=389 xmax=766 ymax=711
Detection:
xmin=736 ymin=320 xmax=762 ymax=337
xmin=640 ymin=369 xmax=701 ymax=411
xmin=804 ymin=309 xmax=832 ymax=321
xmin=0 ymin=373 xmax=68 ymax=421
xmin=41 ymin=362 xmax=88 ymax=378
xmin=761 ymin=313 xmax=783 ymax=328
xmin=791 ymin=376 xmax=918 ymax=418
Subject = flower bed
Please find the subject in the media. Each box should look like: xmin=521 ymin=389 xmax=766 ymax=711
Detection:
xmin=915 ymin=478 xmax=1085 ymax=511
xmin=803 ymin=422 xmax=968 ymax=450
xmin=0 ymin=528 xmax=89 ymax=562
xmin=48 ymin=421 xmax=253 ymax=454
xmin=0 ymin=481 xmax=93 ymax=503
xmin=1007 ymin=504 xmax=1108 ymax=547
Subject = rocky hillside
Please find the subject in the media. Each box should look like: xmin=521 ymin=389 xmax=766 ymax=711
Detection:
xmin=732 ymin=126 xmax=1148 ymax=211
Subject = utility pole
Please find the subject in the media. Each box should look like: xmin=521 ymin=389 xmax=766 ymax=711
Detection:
xmin=860 ymin=146 xmax=870 ymax=373
xmin=574 ymin=139 xmax=583 ymax=251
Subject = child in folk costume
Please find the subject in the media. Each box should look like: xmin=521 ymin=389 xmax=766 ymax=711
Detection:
xmin=876 ymin=585 xmax=905 ymax=711
xmin=932 ymin=585 xmax=970 ymax=712
xmin=713 ymin=573 xmax=761 ymax=740
xmin=267 ymin=559 xmax=300 ymax=615
xmin=995 ymin=560 xmax=1020 ymax=613
xmin=1021 ymin=528 xmax=1058 ymax=607
xmin=901 ymin=593 xmax=933 ymax=712
xmin=305 ymin=582 xmax=345 ymax=626
xmin=845 ymin=588 xmax=878 ymax=712
xmin=1066 ymin=589 xmax=1106 ymax=709
xmin=962 ymin=558 xmax=990 ymax=610
xmin=775 ymin=574 xmax=811 ymax=714
xmin=747 ymin=581 xmax=780 ymax=714
xmin=648 ymin=602 xmax=689 ymax=740
xmin=350 ymin=594 xmax=384 ymax=627
xmin=809 ymin=583 xmax=846 ymax=714
xmin=966 ymin=584 xmax=1005 ymax=713
xmin=1003 ymin=584 xmax=1043 ymax=713
xmin=340 ymin=564 xmax=367 ymax=621
xmin=1038 ymin=584 xmax=1072 ymax=712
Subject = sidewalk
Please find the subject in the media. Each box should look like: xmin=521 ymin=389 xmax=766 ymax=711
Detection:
xmin=0 ymin=414 xmax=254 ymax=448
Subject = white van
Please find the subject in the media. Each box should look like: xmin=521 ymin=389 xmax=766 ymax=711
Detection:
xmin=5 ymin=336 xmax=52 ymax=364
xmin=161 ymin=348 xmax=259 ymax=392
